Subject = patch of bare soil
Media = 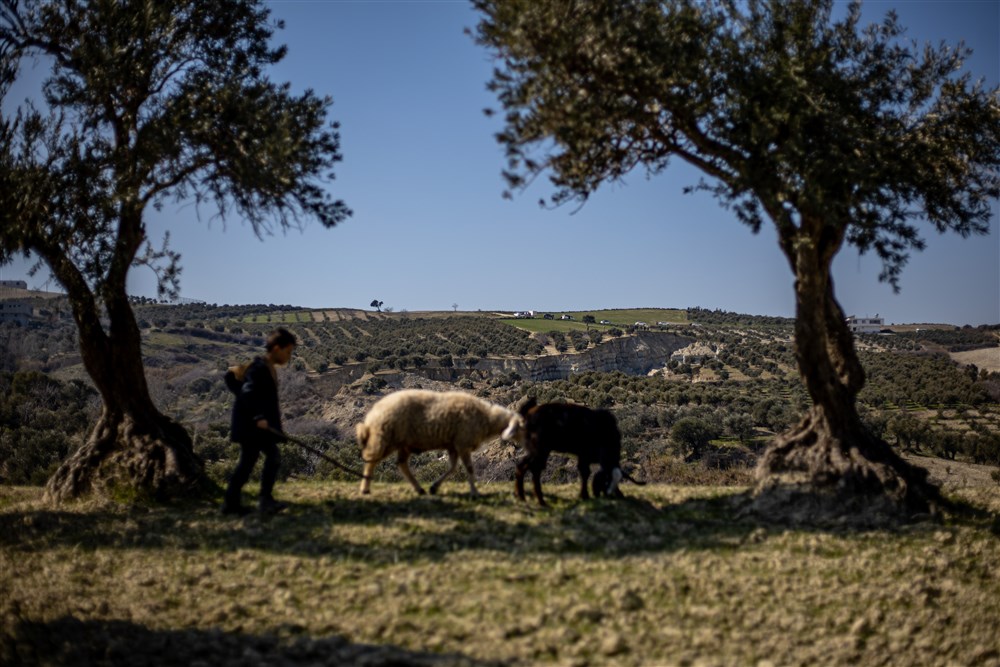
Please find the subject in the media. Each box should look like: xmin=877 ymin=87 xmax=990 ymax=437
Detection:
xmin=950 ymin=347 xmax=1000 ymax=374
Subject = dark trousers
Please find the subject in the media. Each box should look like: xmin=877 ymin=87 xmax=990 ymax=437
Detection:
xmin=224 ymin=437 xmax=281 ymax=507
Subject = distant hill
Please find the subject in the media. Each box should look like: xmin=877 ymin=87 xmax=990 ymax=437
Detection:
xmin=0 ymin=287 xmax=65 ymax=300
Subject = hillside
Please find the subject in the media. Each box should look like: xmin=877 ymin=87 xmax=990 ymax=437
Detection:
xmin=2 ymin=302 xmax=999 ymax=665
xmin=951 ymin=347 xmax=1000 ymax=374
xmin=2 ymin=303 xmax=998 ymax=494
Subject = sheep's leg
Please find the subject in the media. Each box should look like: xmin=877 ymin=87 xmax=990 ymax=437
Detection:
xmin=429 ymin=449 xmax=459 ymax=495
xmin=397 ymin=450 xmax=426 ymax=495
xmin=458 ymin=449 xmax=480 ymax=497
xmin=359 ymin=460 xmax=377 ymax=495
xmin=529 ymin=453 xmax=550 ymax=506
xmin=514 ymin=454 xmax=532 ymax=502
xmin=577 ymin=457 xmax=592 ymax=500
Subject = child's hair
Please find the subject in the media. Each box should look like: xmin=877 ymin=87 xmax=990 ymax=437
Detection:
xmin=265 ymin=327 xmax=297 ymax=351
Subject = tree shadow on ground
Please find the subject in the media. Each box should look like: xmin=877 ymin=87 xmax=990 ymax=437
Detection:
xmin=0 ymin=615 xmax=504 ymax=667
xmin=6 ymin=482 xmax=985 ymax=565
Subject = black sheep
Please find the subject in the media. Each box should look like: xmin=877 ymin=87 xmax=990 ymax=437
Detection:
xmin=510 ymin=398 xmax=643 ymax=506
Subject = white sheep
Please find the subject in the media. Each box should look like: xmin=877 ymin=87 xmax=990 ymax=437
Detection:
xmin=356 ymin=389 xmax=524 ymax=496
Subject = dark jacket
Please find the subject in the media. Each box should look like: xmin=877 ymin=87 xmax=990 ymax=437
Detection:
xmin=226 ymin=357 xmax=282 ymax=444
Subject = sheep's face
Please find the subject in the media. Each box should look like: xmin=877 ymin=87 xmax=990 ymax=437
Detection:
xmin=501 ymin=414 xmax=526 ymax=444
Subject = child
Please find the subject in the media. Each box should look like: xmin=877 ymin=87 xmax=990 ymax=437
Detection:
xmin=222 ymin=328 xmax=297 ymax=515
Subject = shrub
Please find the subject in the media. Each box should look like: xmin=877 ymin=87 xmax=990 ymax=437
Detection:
xmin=671 ymin=417 xmax=722 ymax=461
xmin=189 ymin=377 xmax=213 ymax=395
xmin=363 ymin=377 xmax=387 ymax=395
xmin=0 ymin=428 xmax=78 ymax=485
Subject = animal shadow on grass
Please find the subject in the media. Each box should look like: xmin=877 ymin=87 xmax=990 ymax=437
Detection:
xmin=314 ymin=489 xmax=764 ymax=560
xmin=0 ymin=490 xmax=744 ymax=560
xmin=0 ymin=616 xmax=504 ymax=667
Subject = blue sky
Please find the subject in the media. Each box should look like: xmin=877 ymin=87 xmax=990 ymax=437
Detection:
xmin=3 ymin=0 xmax=998 ymax=325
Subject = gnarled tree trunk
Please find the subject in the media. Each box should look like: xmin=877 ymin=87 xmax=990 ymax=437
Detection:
xmin=44 ymin=287 xmax=212 ymax=504
xmin=752 ymin=222 xmax=946 ymax=524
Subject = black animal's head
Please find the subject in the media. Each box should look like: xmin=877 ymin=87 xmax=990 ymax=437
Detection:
xmin=592 ymin=467 xmax=624 ymax=498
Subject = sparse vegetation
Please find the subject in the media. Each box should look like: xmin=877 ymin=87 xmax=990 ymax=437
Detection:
xmin=2 ymin=303 xmax=999 ymax=664
xmin=2 ymin=305 xmax=998 ymax=490
xmin=2 ymin=482 xmax=999 ymax=666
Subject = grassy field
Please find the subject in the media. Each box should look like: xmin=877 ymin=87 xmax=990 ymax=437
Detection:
xmin=3 ymin=481 xmax=999 ymax=666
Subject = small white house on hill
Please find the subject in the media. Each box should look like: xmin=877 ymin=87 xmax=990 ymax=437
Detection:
xmin=846 ymin=315 xmax=884 ymax=334
xmin=0 ymin=301 xmax=31 ymax=325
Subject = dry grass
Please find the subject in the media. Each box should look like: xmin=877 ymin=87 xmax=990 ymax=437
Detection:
xmin=950 ymin=347 xmax=1000 ymax=374
xmin=2 ymin=482 xmax=999 ymax=666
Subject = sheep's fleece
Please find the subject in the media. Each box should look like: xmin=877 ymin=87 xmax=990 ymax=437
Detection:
xmin=356 ymin=389 xmax=523 ymax=496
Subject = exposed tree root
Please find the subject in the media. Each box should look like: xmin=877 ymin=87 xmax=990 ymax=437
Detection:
xmin=748 ymin=409 xmax=952 ymax=527
xmin=44 ymin=413 xmax=215 ymax=505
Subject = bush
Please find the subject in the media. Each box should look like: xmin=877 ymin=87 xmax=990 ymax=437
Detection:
xmin=671 ymin=417 xmax=722 ymax=461
xmin=363 ymin=377 xmax=387 ymax=395
xmin=0 ymin=371 xmax=97 ymax=485
xmin=0 ymin=428 xmax=78 ymax=485
xmin=189 ymin=377 xmax=213 ymax=395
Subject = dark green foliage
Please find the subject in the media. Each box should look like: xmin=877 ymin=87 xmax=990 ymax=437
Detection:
xmin=1 ymin=1 xmax=352 ymax=502
xmin=860 ymin=351 xmax=992 ymax=407
xmin=724 ymin=413 xmax=756 ymax=443
xmin=474 ymin=0 xmax=999 ymax=504
xmin=3 ymin=308 xmax=998 ymax=485
xmin=864 ymin=328 xmax=1000 ymax=353
xmin=1 ymin=0 xmax=350 ymax=294
xmin=133 ymin=303 xmax=309 ymax=325
xmin=237 ymin=317 xmax=544 ymax=372
xmin=687 ymin=308 xmax=794 ymax=328
xmin=671 ymin=418 xmax=723 ymax=461
xmin=474 ymin=0 xmax=998 ymax=286
xmin=362 ymin=377 xmax=387 ymax=395
xmin=0 ymin=371 xmax=97 ymax=484
xmin=963 ymin=432 xmax=1000 ymax=466
xmin=751 ymin=398 xmax=798 ymax=432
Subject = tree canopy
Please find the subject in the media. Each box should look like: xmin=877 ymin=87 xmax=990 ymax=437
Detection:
xmin=0 ymin=0 xmax=350 ymax=502
xmin=474 ymin=0 xmax=998 ymax=286
xmin=1 ymin=0 xmax=350 ymax=298
xmin=474 ymin=0 xmax=1000 ymax=520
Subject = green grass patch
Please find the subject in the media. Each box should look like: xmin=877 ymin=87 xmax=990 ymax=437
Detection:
xmin=144 ymin=331 xmax=186 ymax=346
xmin=508 ymin=319 xmax=597 ymax=334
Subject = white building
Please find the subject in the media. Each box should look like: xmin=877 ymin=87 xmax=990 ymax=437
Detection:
xmin=846 ymin=315 xmax=884 ymax=334
xmin=0 ymin=301 xmax=31 ymax=325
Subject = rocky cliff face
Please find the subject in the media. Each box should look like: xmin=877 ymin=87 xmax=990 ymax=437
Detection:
xmin=312 ymin=332 xmax=692 ymax=392
xmin=471 ymin=332 xmax=692 ymax=381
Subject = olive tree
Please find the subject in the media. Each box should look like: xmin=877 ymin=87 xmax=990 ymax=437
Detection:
xmin=473 ymin=0 xmax=1000 ymax=519
xmin=0 ymin=0 xmax=350 ymax=502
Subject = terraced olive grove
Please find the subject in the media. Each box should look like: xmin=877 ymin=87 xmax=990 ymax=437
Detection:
xmin=2 ymin=303 xmax=997 ymax=489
